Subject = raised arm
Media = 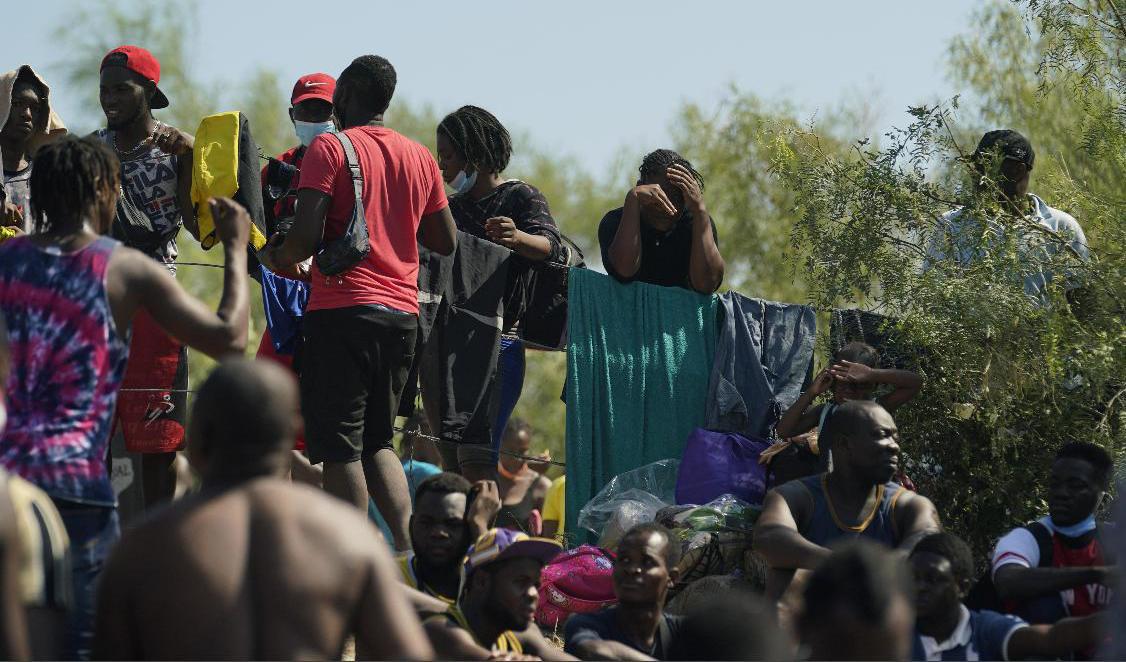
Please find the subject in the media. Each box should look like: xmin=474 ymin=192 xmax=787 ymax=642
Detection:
xmin=667 ymin=164 xmax=724 ymax=293
xmin=113 ymin=197 xmax=249 ymax=359
xmin=154 ymin=124 xmax=198 ymax=241
xmin=776 ymin=369 xmax=832 ymax=438
xmin=829 ymin=361 xmax=922 ymax=412
xmin=753 ymin=486 xmax=829 ymax=570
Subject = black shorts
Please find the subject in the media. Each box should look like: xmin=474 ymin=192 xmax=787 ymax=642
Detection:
xmin=300 ymin=305 xmax=418 ymax=464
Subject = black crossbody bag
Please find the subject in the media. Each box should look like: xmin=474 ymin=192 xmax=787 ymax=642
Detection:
xmin=314 ymin=132 xmax=370 ymax=275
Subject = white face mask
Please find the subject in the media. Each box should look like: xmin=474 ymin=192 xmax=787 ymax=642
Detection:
xmin=449 ymin=169 xmax=478 ymax=195
xmin=294 ymin=120 xmax=336 ymax=147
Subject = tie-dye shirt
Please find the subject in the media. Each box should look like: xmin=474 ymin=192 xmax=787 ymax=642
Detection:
xmin=0 ymin=236 xmax=130 ymax=506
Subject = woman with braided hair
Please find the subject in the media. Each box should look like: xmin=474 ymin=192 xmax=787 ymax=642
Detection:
xmin=435 ymin=105 xmax=564 ymax=476
xmin=599 ymin=149 xmax=725 ymax=293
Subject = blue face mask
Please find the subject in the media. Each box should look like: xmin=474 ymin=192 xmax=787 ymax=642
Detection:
xmin=449 ymin=169 xmax=477 ymax=195
xmin=1049 ymin=514 xmax=1098 ymax=538
xmin=294 ymin=120 xmax=335 ymax=147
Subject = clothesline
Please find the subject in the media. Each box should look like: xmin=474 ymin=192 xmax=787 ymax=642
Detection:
xmin=116 ymin=386 xmax=565 ymax=468
xmin=171 ymin=261 xmax=886 ymax=317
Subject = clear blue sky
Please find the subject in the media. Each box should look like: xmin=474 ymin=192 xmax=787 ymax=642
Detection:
xmin=14 ymin=0 xmax=984 ymax=174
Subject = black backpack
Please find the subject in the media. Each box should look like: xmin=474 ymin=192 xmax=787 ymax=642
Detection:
xmin=966 ymin=521 xmax=1114 ymax=624
xmin=965 ymin=521 xmax=1054 ymax=614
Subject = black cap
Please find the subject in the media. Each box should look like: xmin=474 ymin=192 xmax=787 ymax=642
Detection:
xmin=974 ymin=129 xmax=1034 ymax=169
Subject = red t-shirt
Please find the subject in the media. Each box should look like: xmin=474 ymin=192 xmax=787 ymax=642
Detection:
xmin=1053 ymin=535 xmax=1111 ymax=618
xmin=298 ymin=126 xmax=447 ymax=314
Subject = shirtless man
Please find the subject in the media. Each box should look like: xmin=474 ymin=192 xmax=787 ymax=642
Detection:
xmin=92 ymin=360 xmax=431 ymax=660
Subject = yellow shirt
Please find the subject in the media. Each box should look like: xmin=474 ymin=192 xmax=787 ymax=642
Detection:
xmin=445 ymin=604 xmax=522 ymax=654
xmin=396 ymin=552 xmax=456 ymax=606
xmin=542 ymin=476 xmax=565 ymax=535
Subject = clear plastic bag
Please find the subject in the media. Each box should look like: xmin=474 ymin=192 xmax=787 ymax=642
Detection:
xmin=577 ymin=459 xmax=680 ymax=545
xmin=666 ymin=494 xmax=760 ymax=535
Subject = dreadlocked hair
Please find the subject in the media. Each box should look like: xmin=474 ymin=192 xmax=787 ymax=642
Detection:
xmin=29 ymin=136 xmax=119 ymax=235
xmin=437 ymin=105 xmax=513 ymax=175
xmin=638 ymin=148 xmax=704 ymax=191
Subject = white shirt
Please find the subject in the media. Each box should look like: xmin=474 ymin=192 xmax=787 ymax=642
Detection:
xmin=925 ymin=193 xmax=1089 ymax=300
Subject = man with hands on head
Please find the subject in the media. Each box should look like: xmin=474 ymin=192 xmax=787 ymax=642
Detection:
xmin=599 ymin=149 xmax=725 ymax=294
xmin=399 ymin=473 xmax=502 ymax=604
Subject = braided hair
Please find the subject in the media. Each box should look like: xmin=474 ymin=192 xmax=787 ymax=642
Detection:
xmin=29 ymin=136 xmax=119 ymax=235
xmin=638 ymin=148 xmax=705 ymax=191
xmin=437 ymin=105 xmax=513 ymax=175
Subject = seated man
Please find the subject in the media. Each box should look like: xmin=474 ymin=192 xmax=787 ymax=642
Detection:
xmin=991 ymin=443 xmax=1114 ymax=642
xmin=565 ymin=523 xmax=686 ymax=661
xmin=598 ymin=149 xmax=724 ymax=293
xmin=797 ymin=540 xmax=916 ymax=661
xmin=399 ymin=473 xmax=500 ymax=603
xmin=424 ymin=528 xmax=572 ymax=660
xmin=754 ymin=400 xmax=940 ymax=595
xmin=911 ymin=531 xmax=1102 ymax=661
xmin=93 ymin=360 xmax=431 ymax=660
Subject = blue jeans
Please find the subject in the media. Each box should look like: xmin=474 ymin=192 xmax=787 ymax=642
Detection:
xmin=491 ymin=335 xmax=526 ymax=455
xmin=54 ymin=502 xmax=120 ymax=661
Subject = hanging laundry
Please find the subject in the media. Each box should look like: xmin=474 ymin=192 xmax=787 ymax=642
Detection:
xmin=191 ymin=111 xmax=268 ymax=273
xmin=565 ymin=269 xmax=717 ymax=540
xmin=705 ymin=293 xmax=816 ymax=439
xmin=414 ymin=232 xmax=512 ymax=460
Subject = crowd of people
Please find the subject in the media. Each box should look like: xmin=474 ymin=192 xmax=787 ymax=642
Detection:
xmin=0 ymin=41 xmax=1110 ymax=662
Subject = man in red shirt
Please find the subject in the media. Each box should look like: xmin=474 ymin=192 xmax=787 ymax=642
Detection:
xmin=260 ymin=55 xmax=456 ymax=552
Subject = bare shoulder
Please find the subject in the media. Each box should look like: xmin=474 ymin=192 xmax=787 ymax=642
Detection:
xmin=244 ymin=479 xmax=383 ymax=548
xmin=893 ymin=488 xmax=940 ymax=528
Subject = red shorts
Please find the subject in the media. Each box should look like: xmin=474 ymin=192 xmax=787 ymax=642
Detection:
xmin=256 ymin=328 xmax=306 ymax=451
xmin=114 ymin=310 xmax=188 ymax=453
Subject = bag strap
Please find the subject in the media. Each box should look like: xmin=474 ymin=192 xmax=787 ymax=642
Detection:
xmin=332 ymin=131 xmax=364 ymax=210
xmin=1027 ymin=520 xmax=1054 ymax=568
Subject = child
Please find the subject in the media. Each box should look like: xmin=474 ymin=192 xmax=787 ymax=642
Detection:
xmin=775 ymin=341 xmax=922 ymax=473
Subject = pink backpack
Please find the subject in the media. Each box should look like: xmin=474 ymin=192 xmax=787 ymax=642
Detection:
xmin=536 ymin=545 xmax=617 ymax=630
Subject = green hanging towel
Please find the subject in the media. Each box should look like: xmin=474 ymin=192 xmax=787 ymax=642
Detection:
xmin=565 ymin=268 xmax=717 ymax=541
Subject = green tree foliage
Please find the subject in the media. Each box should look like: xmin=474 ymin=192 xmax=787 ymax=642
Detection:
xmin=770 ymin=0 xmax=1125 ymax=555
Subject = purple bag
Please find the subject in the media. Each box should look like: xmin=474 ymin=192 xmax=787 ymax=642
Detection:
xmin=675 ymin=428 xmax=771 ymax=506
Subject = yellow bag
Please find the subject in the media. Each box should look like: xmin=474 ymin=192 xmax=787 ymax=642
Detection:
xmin=191 ymin=111 xmax=267 ymax=250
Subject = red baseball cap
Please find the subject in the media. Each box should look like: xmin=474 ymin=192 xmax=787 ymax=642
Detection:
xmin=100 ymin=45 xmax=169 ymax=109
xmin=291 ymin=73 xmax=336 ymax=106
